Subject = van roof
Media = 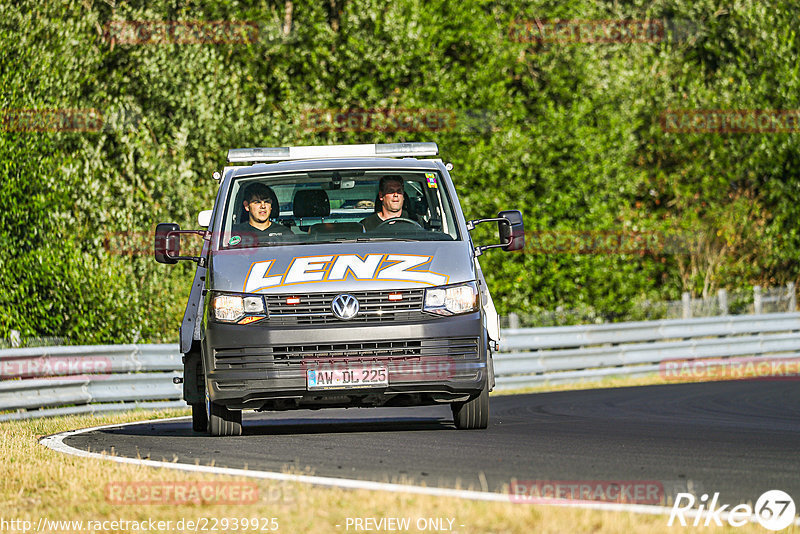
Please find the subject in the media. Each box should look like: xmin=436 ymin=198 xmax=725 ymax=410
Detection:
xmin=229 ymin=156 xmax=444 ymax=178
xmin=227 ymin=142 xmax=438 ymax=163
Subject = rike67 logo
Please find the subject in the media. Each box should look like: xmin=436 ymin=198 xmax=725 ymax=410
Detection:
xmin=669 ymin=490 xmax=796 ymax=530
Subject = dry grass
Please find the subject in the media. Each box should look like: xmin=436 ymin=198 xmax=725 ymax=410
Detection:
xmin=0 ymin=377 xmax=788 ymax=533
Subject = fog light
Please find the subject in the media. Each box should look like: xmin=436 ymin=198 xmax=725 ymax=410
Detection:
xmin=243 ymin=296 xmax=265 ymax=313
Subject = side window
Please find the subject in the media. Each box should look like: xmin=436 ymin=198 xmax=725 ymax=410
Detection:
xmin=404 ymin=180 xmax=428 ymax=226
xmin=224 ymin=181 xmax=244 ymax=235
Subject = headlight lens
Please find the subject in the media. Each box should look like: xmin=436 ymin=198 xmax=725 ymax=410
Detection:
xmin=423 ymin=282 xmax=479 ymax=316
xmin=212 ymin=294 xmax=266 ymax=322
xmin=212 ymin=295 xmax=244 ymax=322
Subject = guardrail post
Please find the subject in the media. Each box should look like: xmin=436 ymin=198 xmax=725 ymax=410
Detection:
xmin=718 ymin=289 xmax=728 ymax=315
xmin=508 ymin=312 xmax=520 ymax=329
xmin=788 ymin=282 xmax=796 ymax=312
xmin=754 ymin=285 xmax=762 ymax=314
xmin=9 ymin=330 xmax=20 ymax=348
xmin=682 ymin=292 xmax=691 ymax=319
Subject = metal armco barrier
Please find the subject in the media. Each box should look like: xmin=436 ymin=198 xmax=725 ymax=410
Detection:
xmin=0 ymin=344 xmax=183 ymax=421
xmin=2 ymin=313 xmax=799 ymax=420
xmin=495 ymin=312 xmax=800 ymax=389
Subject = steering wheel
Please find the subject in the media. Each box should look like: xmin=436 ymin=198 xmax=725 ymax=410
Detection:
xmin=375 ymin=217 xmax=423 ymax=229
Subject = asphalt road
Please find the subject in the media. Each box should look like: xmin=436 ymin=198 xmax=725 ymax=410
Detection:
xmin=64 ymin=380 xmax=800 ymax=505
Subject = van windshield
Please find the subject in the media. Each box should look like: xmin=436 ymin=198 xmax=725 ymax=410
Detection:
xmin=219 ymin=170 xmax=461 ymax=249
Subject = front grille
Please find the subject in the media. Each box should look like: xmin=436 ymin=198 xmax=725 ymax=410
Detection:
xmin=214 ymin=337 xmax=480 ymax=370
xmin=265 ymin=289 xmax=426 ymax=325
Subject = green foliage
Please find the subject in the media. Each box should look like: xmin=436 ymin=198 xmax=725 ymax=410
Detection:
xmin=1 ymin=0 xmax=799 ymax=341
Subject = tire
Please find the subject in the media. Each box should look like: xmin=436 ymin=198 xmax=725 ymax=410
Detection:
xmin=207 ymin=401 xmax=242 ymax=436
xmin=191 ymin=403 xmax=207 ymax=432
xmin=451 ymin=382 xmax=489 ymax=429
xmin=200 ymin=351 xmax=243 ymax=436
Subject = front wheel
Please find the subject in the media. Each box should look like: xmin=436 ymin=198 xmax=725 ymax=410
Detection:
xmin=207 ymin=401 xmax=242 ymax=436
xmin=201 ymin=353 xmax=242 ymax=436
xmin=451 ymin=382 xmax=489 ymax=429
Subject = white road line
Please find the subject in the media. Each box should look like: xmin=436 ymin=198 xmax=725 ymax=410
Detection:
xmin=40 ymin=417 xmax=799 ymax=526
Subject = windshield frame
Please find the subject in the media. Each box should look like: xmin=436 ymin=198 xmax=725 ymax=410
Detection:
xmin=216 ymin=166 xmax=463 ymax=251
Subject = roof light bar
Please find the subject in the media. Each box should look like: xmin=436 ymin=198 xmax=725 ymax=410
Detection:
xmin=227 ymin=142 xmax=438 ymax=163
xmin=227 ymin=147 xmax=290 ymax=162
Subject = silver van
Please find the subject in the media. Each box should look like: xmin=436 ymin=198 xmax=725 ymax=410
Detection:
xmin=155 ymin=142 xmax=523 ymax=435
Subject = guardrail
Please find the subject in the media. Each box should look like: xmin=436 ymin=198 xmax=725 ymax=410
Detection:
xmin=0 ymin=344 xmax=184 ymax=421
xmin=495 ymin=312 xmax=800 ymax=389
xmin=2 ymin=312 xmax=799 ymax=420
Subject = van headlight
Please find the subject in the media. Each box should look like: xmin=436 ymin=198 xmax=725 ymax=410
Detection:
xmin=211 ymin=294 xmax=266 ymax=323
xmin=423 ymin=282 xmax=479 ymax=316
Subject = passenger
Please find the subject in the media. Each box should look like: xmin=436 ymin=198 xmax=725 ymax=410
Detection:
xmin=360 ymin=175 xmax=413 ymax=231
xmin=231 ymin=183 xmax=291 ymax=240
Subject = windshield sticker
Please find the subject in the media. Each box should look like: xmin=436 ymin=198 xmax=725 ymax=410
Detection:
xmin=425 ymin=173 xmax=438 ymax=188
xmin=244 ymin=254 xmax=448 ymax=292
xmin=228 ymin=235 xmax=241 ymax=246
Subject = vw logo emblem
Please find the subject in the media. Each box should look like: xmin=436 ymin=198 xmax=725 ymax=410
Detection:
xmin=331 ymin=294 xmax=360 ymax=320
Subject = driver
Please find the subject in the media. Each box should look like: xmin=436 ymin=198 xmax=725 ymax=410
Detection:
xmin=360 ymin=175 xmax=414 ymax=231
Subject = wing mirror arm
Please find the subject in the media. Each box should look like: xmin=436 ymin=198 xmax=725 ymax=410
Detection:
xmin=467 ymin=210 xmax=525 ymax=257
xmin=154 ymin=223 xmax=207 ymax=265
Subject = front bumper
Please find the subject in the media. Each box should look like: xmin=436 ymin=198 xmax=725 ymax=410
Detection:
xmin=201 ymin=312 xmax=488 ymax=410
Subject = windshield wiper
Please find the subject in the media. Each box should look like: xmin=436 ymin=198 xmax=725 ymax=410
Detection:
xmin=225 ymin=236 xmax=436 ymax=248
xmin=353 ymin=236 xmax=419 ymax=242
xmin=299 ymin=237 xmax=423 ymax=244
xmin=308 ymin=238 xmax=367 ymax=244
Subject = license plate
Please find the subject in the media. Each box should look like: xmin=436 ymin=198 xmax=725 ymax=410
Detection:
xmin=306 ymin=365 xmax=388 ymax=390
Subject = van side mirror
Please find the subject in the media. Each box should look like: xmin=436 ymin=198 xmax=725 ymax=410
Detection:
xmin=154 ymin=223 xmax=206 ymax=264
xmin=467 ymin=210 xmax=525 ymax=256
xmin=498 ymin=210 xmax=524 ymax=251
xmin=154 ymin=223 xmax=181 ymax=264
